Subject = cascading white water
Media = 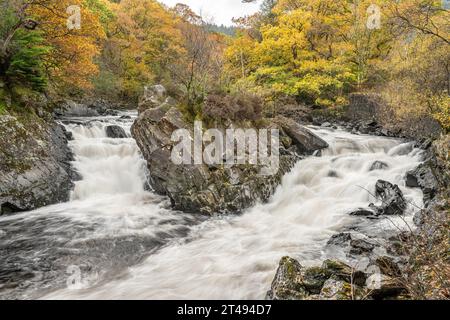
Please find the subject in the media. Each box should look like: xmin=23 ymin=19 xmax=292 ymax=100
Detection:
xmin=41 ymin=125 xmax=425 ymax=300
xmin=67 ymin=120 xmax=146 ymax=200
xmin=0 ymin=113 xmax=201 ymax=300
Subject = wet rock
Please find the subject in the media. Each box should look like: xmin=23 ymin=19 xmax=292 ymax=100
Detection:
xmin=327 ymin=170 xmax=339 ymax=178
xmin=405 ymin=163 xmax=438 ymax=206
xmin=370 ymin=161 xmax=389 ymax=171
xmin=321 ymin=122 xmax=332 ymax=128
xmin=349 ymin=208 xmax=376 ymax=216
xmin=274 ymin=116 xmax=329 ymax=154
xmin=349 ymin=239 xmax=375 ymax=255
xmin=267 ymin=257 xmax=370 ymax=300
xmin=319 ymin=279 xmax=354 ymax=300
xmin=0 ymin=115 xmax=74 ymax=215
xmin=65 ymin=130 xmax=74 ymax=141
xmin=105 ymin=125 xmax=127 ymax=139
xmin=300 ymin=267 xmax=332 ymax=294
xmin=266 ymin=257 xmax=310 ymax=300
xmin=321 ymin=259 xmax=366 ymax=286
xmin=370 ymin=180 xmax=407 ymax=215
xmin=327 ymin=232 xmax=352 ymax=246
xmin=414 ymin=138 xmax=433 ymax=150
xmin=103 ymin=109 xmax=119 ymax=116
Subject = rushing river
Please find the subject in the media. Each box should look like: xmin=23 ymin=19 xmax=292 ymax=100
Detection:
xmin=0 ymin=112 xmax=425 ymax=300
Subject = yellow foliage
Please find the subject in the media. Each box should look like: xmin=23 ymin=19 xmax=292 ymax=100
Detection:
xmin=29 ymin=0 xmax=105 ymax=90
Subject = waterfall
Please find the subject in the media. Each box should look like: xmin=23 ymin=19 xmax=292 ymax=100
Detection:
xmin=66 ymin=119 xmax=147 ymax=200
xmin=40 ymin=125 xmax=425 ymax=300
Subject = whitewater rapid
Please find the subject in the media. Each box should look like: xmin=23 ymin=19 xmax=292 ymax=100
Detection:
xmin=34 ymin=115 xmax=423 ymax=300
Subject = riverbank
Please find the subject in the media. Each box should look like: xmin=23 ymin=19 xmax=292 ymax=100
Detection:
xmin=0 ymin=109 xmax=74 ymax=215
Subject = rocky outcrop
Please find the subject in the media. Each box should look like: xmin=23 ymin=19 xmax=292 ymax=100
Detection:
xmin=405 ymin=162 xmax=439 ymax=206
xmin=266 ymin=257 xmax=371 ymax=300
xmin=131 ymin=86 xmax=328 ymax=214
xmin=106 ymin=125 xmax=127 ymax=139
xmin=267 ymin=256 xmax=407 ymax=300
xmin=0 ymin=113 xmax=74 ymax=215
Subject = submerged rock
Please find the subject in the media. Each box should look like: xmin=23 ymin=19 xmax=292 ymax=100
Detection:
xmin=106 ymin=125 xmax=127 ymax=139
xmin=349 ymin=208 xmax=376 ymax=216
xmin=0 ymin=114 xmax=74 ymax=215
xmin=370 ymin=161 xmax=389 ymax=171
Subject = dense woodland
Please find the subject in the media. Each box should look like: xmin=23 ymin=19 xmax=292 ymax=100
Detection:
xmin=0 ymin=0 xmax=448 ymax=131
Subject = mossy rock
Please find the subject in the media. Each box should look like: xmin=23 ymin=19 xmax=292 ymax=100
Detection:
xmin=322 ymin=259 xmax=366 ymax=286
xmin=319 ymin=279 xmax=367 ymax=300
xmin=301 ymin=267 xmax=332 ymax=294
xmin=266 ymin=256 xmax=310 ymax=300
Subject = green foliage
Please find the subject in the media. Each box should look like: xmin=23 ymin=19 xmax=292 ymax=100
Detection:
xmin=6 ymin=30 xmax=51 ymax=92
xmin=84 ymin=0 xmax=116 ymax=28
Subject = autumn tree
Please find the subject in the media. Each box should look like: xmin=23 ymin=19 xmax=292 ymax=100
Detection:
xmin=169 ymin=8 xmax=227 ymax=115
xmin=0 ymin=0 xmax=105 ymax=103
xmin=96 ymin=0 xmax=183 ymax=100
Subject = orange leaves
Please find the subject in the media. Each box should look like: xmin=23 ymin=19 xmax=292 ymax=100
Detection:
xmin=27 ymin=0 xmax=105 ymax=90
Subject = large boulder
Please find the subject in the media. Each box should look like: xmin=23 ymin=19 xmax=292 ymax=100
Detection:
xmin=131 ymin=86 xmax=329 ymax=214
xmin=274 ymin=116 xmax=329 ymax=154
xmin=106 ymin=125 xmax=127 ymax=139
xmin=405 ymin=163 xmax=438 ymax=206
xmin=266 ymin=257 xmax=310 ymax=300
xmin=0 ymin=114 xmax=74 ymax=215
xmin=131 ymin=106 xmax=304 ymax=214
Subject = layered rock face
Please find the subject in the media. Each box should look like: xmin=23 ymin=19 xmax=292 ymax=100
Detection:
xmin=132 ymin=85 xmax=329 ymax=214
xmin=0 ymin=114 xmax=74 ymax=214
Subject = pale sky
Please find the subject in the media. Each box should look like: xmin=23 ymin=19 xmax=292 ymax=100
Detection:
xmin=158 ymin=0 xmax=262 ymax=26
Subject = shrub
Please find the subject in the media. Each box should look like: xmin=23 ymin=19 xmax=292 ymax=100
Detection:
xmin=203 ymin=91 xmax=262 ymax=122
